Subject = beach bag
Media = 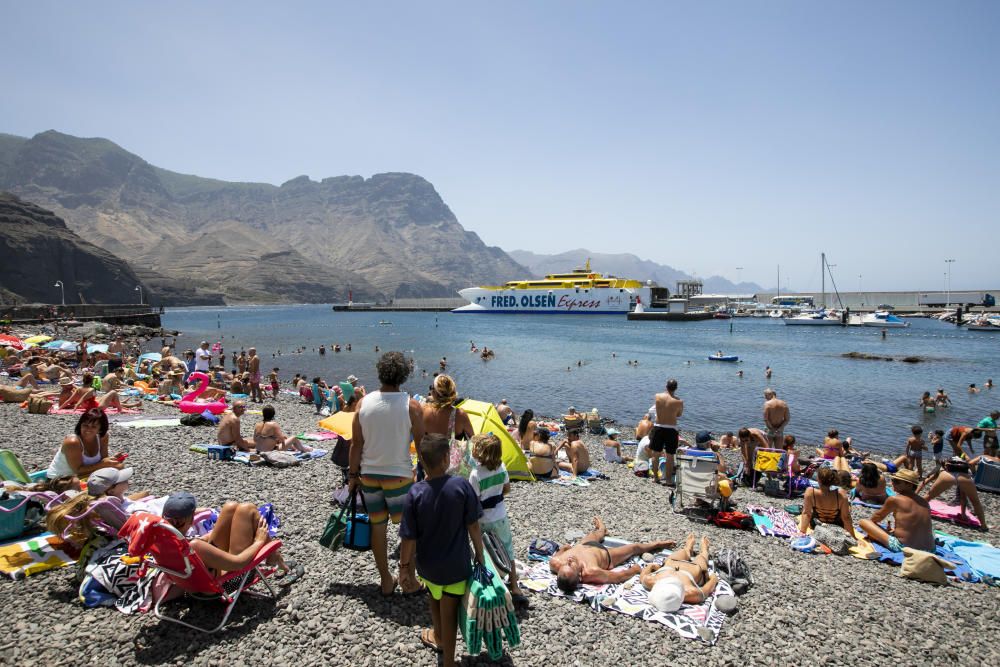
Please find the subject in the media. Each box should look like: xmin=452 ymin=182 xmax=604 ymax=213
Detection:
xmin=712 ymin=510 xmax=753 ymax=530
xmin=27 ymin=396 xmax=52 ymax=414
xmin=319 ymin=491 xmax=370 ymax=552
xmin=763 ymin=477 xmax=783 ymax=497
xmin=899 ymin=547 xmax=955 ymax=585
xmin=447 ymin=439 xmax=473 ymax=478
xmin=812 ymin=523 xmax=857 ymax=556
xmin=261 ymin=451 xmax=300 ymax=468
xmin=713 ymin=548 xmax=753 ymax=595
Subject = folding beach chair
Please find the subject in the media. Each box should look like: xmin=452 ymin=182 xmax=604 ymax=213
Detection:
xmin=673 ymin=451 xmax=722 ymax=520
xmin=751 ymin=448 xmax=784 ymax=491
xmin=119 ymin=512 xmax=281 ymax=633
xmin=974 ymin=460 xmax=1000 ymax=493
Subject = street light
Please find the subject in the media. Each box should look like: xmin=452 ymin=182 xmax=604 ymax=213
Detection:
xmin=54 ymin=281 xmax=65 ymax=306
xmin=858 ymin=275 xmax=863 ymax=307
xmin=945 ymin=259 xmax=955 ymax=309
xmin=135 ymin=285 xmax=143 ymax=305
xmin=735 ymin=266 xmax=743 ymax=285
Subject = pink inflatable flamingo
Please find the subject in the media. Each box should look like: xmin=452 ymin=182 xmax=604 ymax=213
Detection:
xmin=178 ymin=372 xmax=228 ymax=414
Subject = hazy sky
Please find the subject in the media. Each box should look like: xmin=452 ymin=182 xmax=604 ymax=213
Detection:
xmin=3 ymin=2 xmax=998 ymax=291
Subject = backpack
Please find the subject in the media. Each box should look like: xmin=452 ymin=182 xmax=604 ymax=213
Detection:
xmin=261 ymin=451 xmax=300 ymax=468
xmin=712 ymin=511 xmax=753 ymax=530
xmin=713 ymin=548 xmax=753 ymax=595
xmin=27 ymin=396 xmax=52 ymax=414
xmin=180 ymin=413 xmax=212 ymax=426
xmin=763 ymin=477 xmax=784 ymax=497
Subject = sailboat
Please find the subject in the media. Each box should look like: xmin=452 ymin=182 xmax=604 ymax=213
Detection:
xmin=784 ymin=253 xmax=844 ymax=326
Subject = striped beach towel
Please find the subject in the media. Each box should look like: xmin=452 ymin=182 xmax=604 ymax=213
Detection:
xmin=0 ymin=531 xmax=80 ymax=580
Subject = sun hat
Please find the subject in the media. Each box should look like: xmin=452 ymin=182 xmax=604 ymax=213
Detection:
xmin=87 ymin=467 xmax=133 ymax=496
xmin=162 ymin=492 xmax=197 ymax=519
xmin=347 ymin=374 xmax=358 ymax=383
xmin=59 ymin=376 xmax=74 ymax=386
xmin=648 ymin=577 xmax=684 ymax=612
xmin=890 ymin=469 xmax=920 ymax=485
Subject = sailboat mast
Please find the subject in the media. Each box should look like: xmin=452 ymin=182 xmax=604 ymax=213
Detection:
xmin=821 ymin=253 xmax=826 ymax=309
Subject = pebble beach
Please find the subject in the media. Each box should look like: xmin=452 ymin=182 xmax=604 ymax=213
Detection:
xmin=1 ymin=389 xmax=998 ymax=667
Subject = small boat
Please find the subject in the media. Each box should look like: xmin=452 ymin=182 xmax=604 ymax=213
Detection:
xmin=708 ymin=354 xmax=739 ymax=362
xmin=713 ymin=310 xmax=732 ymax=319
xmin=377 ymin=320 xmax=392 ymax=326
xmin=967 ymin=318 xmax=1000 ymax=332
xmin=784 ymin=309 xmax=843 ymax=326
xmin=861 ymin=311 xmax=909 ymax=328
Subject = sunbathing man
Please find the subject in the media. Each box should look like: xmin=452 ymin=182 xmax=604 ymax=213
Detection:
xmin=556 ymin=429 xmax=591 ymax=475
xmin=217 ymin=401 xmax=253 ymax=451
xmin=858 ymin=468 xmax=935 ymax=552
xmin=639 ymin=534 xmax=718 ymax=612
xmin=549 ymin=517 xmax=676 ymax=592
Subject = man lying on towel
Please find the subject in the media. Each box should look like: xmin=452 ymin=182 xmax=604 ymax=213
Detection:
xmin=639 ymin=534 xmax=718 ymax=613
xmin=550 ymin=516 xmax=675 ymax=592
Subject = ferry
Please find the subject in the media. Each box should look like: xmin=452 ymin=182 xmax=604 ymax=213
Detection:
xmin=453 ymin=260 xmax=653 ymax=314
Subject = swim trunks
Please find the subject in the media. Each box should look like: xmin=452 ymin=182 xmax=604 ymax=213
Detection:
xmin=649 ymin=425 xmax=678 ymax=455
xmin=766 ymin=425 xmax=784 ymax=445
xmin=249 ymin=372 xmax=261 ymax=384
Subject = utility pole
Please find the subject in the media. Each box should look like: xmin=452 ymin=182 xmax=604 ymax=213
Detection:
xmin=945 ymin=259 xmax=955 ymax=309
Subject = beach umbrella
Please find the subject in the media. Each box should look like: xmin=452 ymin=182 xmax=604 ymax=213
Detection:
xmin=24 ymin=335 xmax=52 ymax=344
xmin=87 ymin=344 xmax=109 ymax=354
xmin=43 ymin=340 xmax=68 ymax=349
xmin=0 ymin=334 xmax=24 ymax=350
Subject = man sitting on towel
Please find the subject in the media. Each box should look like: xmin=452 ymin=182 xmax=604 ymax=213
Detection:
xmin=640 ymin=534 xmax=718 ymax=612
xmin=858 ymin=468 xmax=935 ymax=552
xmin=550 ymin=516 xmax=675 ymax=592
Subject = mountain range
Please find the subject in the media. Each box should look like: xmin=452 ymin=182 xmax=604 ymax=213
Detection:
xmin=0 ymin=130 xmax=527 ymax=304
xmin=508 ymin=249 xmax=763 ymax=294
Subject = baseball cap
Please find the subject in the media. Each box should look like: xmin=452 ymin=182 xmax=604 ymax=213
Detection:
xmin=695 ymin=430 xmax=713 ymax=448
xmin=86 ymin=467 xmax=133 ymax=496
xmin=162 ymin=492 xmax=197 ymax=519
xmin=648 ymin=577 xmax=684 ymax=612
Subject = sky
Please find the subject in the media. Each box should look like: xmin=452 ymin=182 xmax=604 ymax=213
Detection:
xmin=2 ymin=1 xmax=998 ymax=291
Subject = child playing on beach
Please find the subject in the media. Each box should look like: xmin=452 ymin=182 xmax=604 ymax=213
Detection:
xmin=268 ymin=369 xmax=279 ymax=398
xmin=905 ymin=425 xmax=925 ymax=478
xmin=400 ymin=434 xmax=484 ymax=667
xmin=468 ymin=433 xmax=529 ymax=605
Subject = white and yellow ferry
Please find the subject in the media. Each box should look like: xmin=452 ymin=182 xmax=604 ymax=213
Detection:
xmin=453 ymin=260 xmax=653 ymax=314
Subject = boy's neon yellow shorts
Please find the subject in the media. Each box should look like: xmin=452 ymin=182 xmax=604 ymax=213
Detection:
xmin=419 ymin=576 xmax=467 ymax=600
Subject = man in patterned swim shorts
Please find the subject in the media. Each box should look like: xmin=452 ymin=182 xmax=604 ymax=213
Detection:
xmin=349 ymin=351 xmax=426 ymax=596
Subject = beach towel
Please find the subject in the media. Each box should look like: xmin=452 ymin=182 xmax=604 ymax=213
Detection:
xmin=929 ymin=500 xmax=982 ymax=528
xmin=113 ymin=417 xmax=182 ymax=429
xmin=49 ymin=407 xmax=141 ymax=415
xmin=747 ymin=505 xmax=802 ymax=538
xmin=518 ymin=551 xmax=734 ymax=644
xmin=0 ymin=531 xmax=80 ymax=580
xmin=855 ymin=530 xmax=980 ymax=583
xmin=546 ymin=474 xmax=591 ymax=487
xmin=850 ymin=488 xmax=896 ymax=508
xmin=934 ymin=532 xmax=1000 ymax=583
xmin=297 ymin=431 xmax=340 ymax=441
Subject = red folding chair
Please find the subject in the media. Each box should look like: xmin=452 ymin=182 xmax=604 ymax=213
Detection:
xmin=119 ymin=512 xmax=281 ymax=633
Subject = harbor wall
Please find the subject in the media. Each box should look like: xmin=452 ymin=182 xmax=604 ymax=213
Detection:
xmin=1 ymin=304 xmax=162 ymax=327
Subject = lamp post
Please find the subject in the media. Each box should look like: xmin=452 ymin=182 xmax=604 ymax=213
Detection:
xmin=858 ymin=274 xmax=863 ymax=307
xmin=735 ymin=266 xmax=743 ymax=285
xmin=54 ymin=281 xmax=65 ymax=306
xmin=135 ymin=285 xmax=143 ymax=305
xmin=945 ymin=259 xmax=955 ymax=309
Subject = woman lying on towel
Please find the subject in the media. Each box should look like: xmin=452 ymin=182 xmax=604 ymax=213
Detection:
xmin=640 ymin=534 xmax=718 ymax=612
xmin=160 ymin=492 xmax=302 ymax=582
xmin=799 ymin=467 xmax=857 ymax=538
xmin=56 ymin=374 xmax=142 ymax=412
xmin=854 ymin=462 xmax=888 ymax=505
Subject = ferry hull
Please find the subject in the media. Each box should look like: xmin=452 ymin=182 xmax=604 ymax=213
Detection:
xmin=454 ymin=286 xmax=650 ymax=314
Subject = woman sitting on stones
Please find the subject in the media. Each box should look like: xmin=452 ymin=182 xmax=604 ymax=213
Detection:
xmin=799 ymin=467 xmax=857 ymax=538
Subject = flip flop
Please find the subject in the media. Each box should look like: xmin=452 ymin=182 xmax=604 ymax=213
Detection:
xmin=401 ymin=584 xmax=426 ymax=597
xmin=420 ymin=628 xmax=442 ymax=653
xmin=510 ymin=592 xmax=530 ymax=607
xmin=380 ymin=577 xmax=398 ymax=597
xmin=278 ymin=562 xmax=305 ymax=586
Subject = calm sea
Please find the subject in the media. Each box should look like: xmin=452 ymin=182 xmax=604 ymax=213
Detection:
xmin=159 ymin=305 xmax=999 ymax=456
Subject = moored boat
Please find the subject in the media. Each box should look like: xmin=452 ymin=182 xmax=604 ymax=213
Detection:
xmin=861 ymin=311 xmax=909 ymax=328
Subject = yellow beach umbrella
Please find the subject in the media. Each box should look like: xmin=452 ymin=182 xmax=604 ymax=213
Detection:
xmin=24 ymin=335 xmax=52 ymax=344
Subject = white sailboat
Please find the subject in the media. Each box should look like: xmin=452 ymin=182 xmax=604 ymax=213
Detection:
xmin=784 ymin=253 xmax=844 ymax=326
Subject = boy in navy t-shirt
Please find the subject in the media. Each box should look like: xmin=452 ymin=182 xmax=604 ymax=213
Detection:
xmin=400 ymin=433 xmax=483 ymax=667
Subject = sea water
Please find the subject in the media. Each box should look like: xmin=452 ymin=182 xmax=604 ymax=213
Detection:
xmin=160 ymin=305 xmax=999 ymax=456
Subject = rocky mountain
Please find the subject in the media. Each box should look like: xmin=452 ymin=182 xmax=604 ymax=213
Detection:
xmin=0 ymin=192 xmax=216 ymax=305
xmin=0 ymin=131 xmax=528 ymax=303
xmin=507 ymin=249 xmax=764 ymax=295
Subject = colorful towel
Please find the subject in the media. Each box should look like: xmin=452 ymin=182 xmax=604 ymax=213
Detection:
xmin=0 ymin=531 xmax=80 ymax=580
xmin=747 ymin=504 xmax=802 ymax=538
xmin=850 ymin=488 xmax=896 ymax=508
xmin=546 ymin=474 xmax=591 ymax=487
xmin=929 ymin=500 xmax=982 ymax=528
xmin=297 ymin=431 xmax=340 ymax=441
xmin=518 ymin=552 xmax=734 ymax=644
xmin=49 ymin=407 xmax=141 ymax=415
xmin=867 ymin=540 xmax=979 ymax=583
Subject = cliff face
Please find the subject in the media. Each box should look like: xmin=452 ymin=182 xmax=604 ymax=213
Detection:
xmin=0 ymin=193 xmax=153 ymax=305
xmin=0 ymin=131 xmax=529 ymax=302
